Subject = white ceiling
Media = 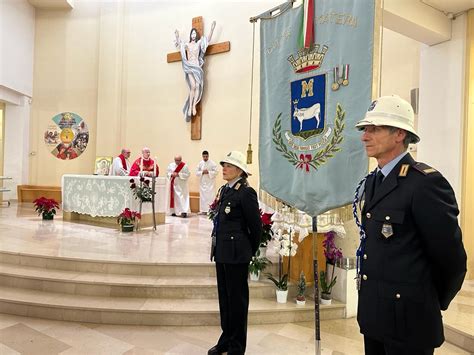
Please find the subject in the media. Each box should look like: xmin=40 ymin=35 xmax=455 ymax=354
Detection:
xmin=423 ymin=0 xmax=474 ymax=15
xmin=26 ymin=0 xmax=474 ymax=15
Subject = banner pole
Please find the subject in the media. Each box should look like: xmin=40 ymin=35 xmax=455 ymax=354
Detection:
xmin=249 ymin=0 xmax=295 ymax=23
xmin=312 ymin=216 xmax=321 ymax=354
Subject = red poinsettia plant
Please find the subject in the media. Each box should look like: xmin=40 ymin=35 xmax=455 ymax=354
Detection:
xmin=260 ymin=211 xmax=274 ymax=248
xmin=117 ymin=208 xmax=141 ymax=226
xmin=33 ymin=197 xmax=60 ymax=218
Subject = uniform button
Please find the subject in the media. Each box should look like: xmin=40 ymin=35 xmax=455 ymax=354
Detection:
xmin=363 ymin=254 xmax=367 ymax=260
xmin=366 ymin=213 xmax=371 ymax=218
xmin=230 ymin=236 xmax=234 ymax=240
xmin=396 ymin=293 xmax=401 ymax=299
xmin=362 ymin=274 xmax=368 ymax=280
xmin=385 ymin=216 xmax=390 ymax=221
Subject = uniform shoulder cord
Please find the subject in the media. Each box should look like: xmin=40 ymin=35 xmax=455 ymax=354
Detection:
xmin=352 ymin=168 xmax=377 ymax=282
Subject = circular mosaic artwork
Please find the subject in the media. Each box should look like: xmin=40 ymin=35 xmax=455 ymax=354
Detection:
xmin=44 ymin=112 xmax=89 ymax=160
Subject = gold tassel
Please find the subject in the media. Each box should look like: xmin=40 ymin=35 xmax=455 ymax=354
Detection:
xmin=246 ymin=144 xmax=253 ymax=164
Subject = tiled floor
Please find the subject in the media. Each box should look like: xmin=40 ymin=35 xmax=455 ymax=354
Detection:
xmin=0 ymin=203 xmax=472 ymax=354
xmin=0 ymin=314 xmax=469 ymax=354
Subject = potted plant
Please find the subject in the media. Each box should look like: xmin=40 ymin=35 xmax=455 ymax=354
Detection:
xmin=33 ymin=197 xmax=60 ymax=220
xmin=320 ymin=270 xmax=337 ymax=305
xmin=248 ymin=250 xmax=272 ymax=281
xmin=266 ymin=272 xmax=289 ymax=303
xmin=117 ymin=208 xmax=141 ymax=232
xmin=296 ymin=271 xmax=306 ymax=305
xmin=259 ymin=211 xmax=274 ymax=256
xmin=267 ymin=226 xmax=297 ymax=303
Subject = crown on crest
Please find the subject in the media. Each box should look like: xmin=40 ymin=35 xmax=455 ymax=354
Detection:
xmin=287 ymin=44 xmax=328 ymax=73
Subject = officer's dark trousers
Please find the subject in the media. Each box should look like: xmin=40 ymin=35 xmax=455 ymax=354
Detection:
xmin=216 ymin=262 xmax=249 ymax=355
xmin=364 ymin=335 xmax=434 ymax=355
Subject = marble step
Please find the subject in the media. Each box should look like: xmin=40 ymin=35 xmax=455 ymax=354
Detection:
xmin=0 ymin=250 xmax=279 ymax=277
xmin=0 ymin=250 xmax=217 ymax=276
xmin=444 ymin=324 xmax=474 ymax=353
xmin=0 ymin=263 xmax=282 ymax=299
xmin=0 ymin=286 xmax=345 ymax=326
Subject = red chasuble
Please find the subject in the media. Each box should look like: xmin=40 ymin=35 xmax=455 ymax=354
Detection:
xmin=129 ymin=157 xmax=159 ymax=176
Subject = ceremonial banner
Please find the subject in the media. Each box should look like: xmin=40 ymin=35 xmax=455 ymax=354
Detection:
xmin=259 ymin=0 xmax=375 ymax=216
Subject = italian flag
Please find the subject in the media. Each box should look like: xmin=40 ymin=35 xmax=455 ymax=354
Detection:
xmin=299 ymin=0 xmax=315 ymax=48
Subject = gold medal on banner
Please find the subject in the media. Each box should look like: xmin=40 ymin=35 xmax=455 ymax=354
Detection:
xmin=331 ymin=66 xmax=340 ymax=91
xmin=342 ymin=64 xmax=350 ymax=86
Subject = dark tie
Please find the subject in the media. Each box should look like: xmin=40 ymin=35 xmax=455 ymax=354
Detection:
xmin=373 ymin=171 xmax=384 ymax=196
xmin=222 ymin=185 xmax=230 ymax=197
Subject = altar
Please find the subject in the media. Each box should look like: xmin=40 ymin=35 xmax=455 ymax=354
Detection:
xmin=61 ymin=174 xmax=168 ymax=228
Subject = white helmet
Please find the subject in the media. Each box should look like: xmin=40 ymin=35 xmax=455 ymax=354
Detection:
xmin=355 ymin=95 xmax=420 ymax=143
xmin=220 ymin=151 xmax=251 ymax=176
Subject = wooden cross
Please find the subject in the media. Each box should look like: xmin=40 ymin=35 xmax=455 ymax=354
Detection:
xmin=167 ymin=16 xmax=231 ymax=140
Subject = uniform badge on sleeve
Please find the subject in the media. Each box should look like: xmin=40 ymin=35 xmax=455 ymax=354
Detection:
xmin=225 ymin=203 xmax=231 ymax=214
xmin=381 ymin=223 xmax=393 ymax=238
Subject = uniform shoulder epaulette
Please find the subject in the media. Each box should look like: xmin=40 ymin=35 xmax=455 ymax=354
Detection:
xmin=234 ymin=182 xmax=241 ymax=190
xmin=412 ymin=162 xmax=438 ymax=175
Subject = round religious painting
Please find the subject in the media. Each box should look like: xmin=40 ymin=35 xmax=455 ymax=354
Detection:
xmin=44 ymin=112 xmax=89 ymax=160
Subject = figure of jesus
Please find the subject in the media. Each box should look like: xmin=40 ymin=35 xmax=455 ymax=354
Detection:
xmin=175 ymin=21 xmax=216 ymax=122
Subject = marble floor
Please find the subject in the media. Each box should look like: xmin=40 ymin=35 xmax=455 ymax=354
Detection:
xmin=0 ymin=203 xmax=217 ymax=264
xmin=0 ymin=313 xmax=469 ymax=355
xmin=0 ymin=203 xmax=472 ymax=354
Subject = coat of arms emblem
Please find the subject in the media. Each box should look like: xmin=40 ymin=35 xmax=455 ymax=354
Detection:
xmin=273 ymin=45 xmax=345 ymax=172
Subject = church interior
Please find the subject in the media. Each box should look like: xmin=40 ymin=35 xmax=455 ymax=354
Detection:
xmin=0 ymin=0 xmax=473 ymax=354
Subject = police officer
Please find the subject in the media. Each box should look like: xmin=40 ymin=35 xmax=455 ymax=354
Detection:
xmin=354 ymin=95 xmax=467 ymax=354
xmin=208 ymin=151 xmax=262 ymax=355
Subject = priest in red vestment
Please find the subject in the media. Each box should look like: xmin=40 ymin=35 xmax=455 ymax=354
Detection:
xmin=129 ymin=147 xmax=159 ymax=177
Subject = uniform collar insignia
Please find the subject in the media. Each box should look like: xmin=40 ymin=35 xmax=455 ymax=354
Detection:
xmin=399 ymin=164 xmax=409 ymax=177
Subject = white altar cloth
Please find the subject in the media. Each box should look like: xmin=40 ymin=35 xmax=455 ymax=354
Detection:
xmin=61 ymin=175 xmax=167 ymax=217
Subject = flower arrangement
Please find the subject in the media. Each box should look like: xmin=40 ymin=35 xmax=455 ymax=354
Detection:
xmin=260 ymin=211 xmax=274 ymax=248
xmin=321 ymin=231 xmax=343 ymax=302
xmin=208 ymin=197 xmax=218 ymax=221
xmin=323 ymin=231 xmax=343 ymax=265
xmin=33 ymin=197 xmax=60 ymax=219
xmin=266 ymin=227 xmax=297 ymax=292
xmin=130 ymin=177 xmax=154 ymax=202
xmin=117 ymin=208 xmax=141 ymax=226
xmin=273 ymin=228 xmax=298 ymax=257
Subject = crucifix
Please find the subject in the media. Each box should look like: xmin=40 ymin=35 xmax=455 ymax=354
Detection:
xmin=167 ymin=16 xmax=231 ymax=140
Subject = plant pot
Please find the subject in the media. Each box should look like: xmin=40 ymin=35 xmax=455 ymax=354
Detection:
xmin=249 ymin=271 xmax=260 ymax=281
xmin=42 ymin=212 xmax=54 ymax=220
xmin=258 ymin=246 xmax=267 ymax=257
xmin=276 ymin=289 xmax=288 ymax=303
xmin=320 ymin=292 xmax=332 ymax=305
xmin=121 ymin=224 xmax=134 ymax=232
xmin=296 ymin=299 xmax=306 ymax=306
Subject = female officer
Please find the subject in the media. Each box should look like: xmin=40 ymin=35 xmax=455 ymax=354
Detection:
xmin=208 ymin=151 xmax=262 ymax=355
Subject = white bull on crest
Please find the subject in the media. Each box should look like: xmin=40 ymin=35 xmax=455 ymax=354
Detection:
xmin=293 ymin=99 xmax=321 ymax=132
